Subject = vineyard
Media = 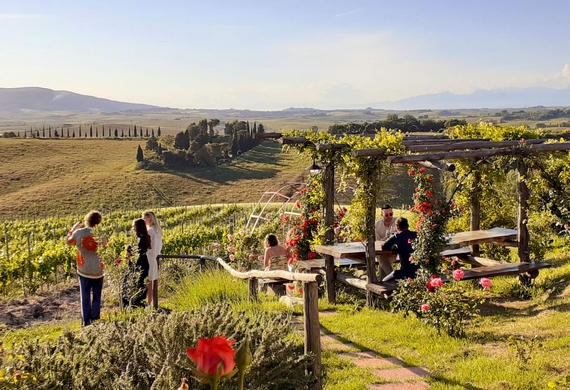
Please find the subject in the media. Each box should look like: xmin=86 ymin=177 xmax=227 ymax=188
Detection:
xmin=0 ymin=204 xmax=272 ymax=296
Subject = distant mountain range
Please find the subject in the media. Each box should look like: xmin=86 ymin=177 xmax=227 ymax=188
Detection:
xmin=0 ymin=87 xmax=168 ymax=114
xmin=372 ymin=87 xmax=570 ymax=110
xmin=0 ymin=86 xmax=569 ymax=115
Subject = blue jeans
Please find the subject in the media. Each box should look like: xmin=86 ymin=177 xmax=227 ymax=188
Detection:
xmin=79 ymin=275 xmax=104 ymax=326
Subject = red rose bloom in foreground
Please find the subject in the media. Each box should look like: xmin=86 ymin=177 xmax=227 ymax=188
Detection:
xmin=187 ymin=336 xmax=237 ymax=376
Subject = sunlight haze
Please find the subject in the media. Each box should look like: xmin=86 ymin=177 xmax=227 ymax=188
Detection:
xmin=1 ymin=0 xmax=569 ymax=110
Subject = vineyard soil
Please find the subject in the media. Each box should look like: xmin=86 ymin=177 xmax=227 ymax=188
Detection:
xmin=0 ymin=280 xmax=86 ymax=328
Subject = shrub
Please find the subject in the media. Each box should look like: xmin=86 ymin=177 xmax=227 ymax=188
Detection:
xmin=5 ymin=304 xmax=314 ymax=389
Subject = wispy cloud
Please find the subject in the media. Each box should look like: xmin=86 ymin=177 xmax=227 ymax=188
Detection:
xmin=335 ymin=9 xmax=363 ymax=18
xmin=0 ymin=14 xmax=45 ymax=20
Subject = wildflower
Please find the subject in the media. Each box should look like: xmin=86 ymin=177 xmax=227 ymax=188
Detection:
xmin=452 ymin=269 xmax=465 ymax=281
xmin=480 ymin=278 xmax=492 ymax=290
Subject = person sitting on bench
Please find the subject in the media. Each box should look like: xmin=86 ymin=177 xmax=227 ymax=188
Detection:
xmin=381 ymin=217 xmax=418 ymax=281
xmin=263 ymin=233 xmax=289 ymax=271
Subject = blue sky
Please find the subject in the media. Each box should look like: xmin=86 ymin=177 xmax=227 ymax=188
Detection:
xmin=1 ymin=0 xmax=569 ymax=110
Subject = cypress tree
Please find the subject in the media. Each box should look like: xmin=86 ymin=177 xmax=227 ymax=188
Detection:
xmin=114 ymin=129 xmax=118 ymax=137
xmin=151 ymin=129 xmax=155 ymax=137
xmin=134 ymin=125 xmax=137 ymax=137
xmin=95 ymin=127 xmax=98 ymax=137
xmin=89 ymin=125 xmax=93 ymax=137
xmin=121 ymin=129 xmax=124 ymax=137
xmin=79 ymin=125 xmax=82 ymax=137
xmin=157 ymin=127 xmax=161 ymax=136
xmin=136 ymin=145 xmax=144 ymax=162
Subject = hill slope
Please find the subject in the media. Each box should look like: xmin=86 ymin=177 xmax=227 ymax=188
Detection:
xmin=0 ymin=87 xmax=168 ymax=114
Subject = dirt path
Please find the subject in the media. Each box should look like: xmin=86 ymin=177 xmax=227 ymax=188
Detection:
xmin=0 ymin=280 xmax=83 ymax=328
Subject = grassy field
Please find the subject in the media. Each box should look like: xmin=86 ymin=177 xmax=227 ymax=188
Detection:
xmin=0 ymin=138 xmax=310 ymax=218
xmin=0 ymin=138 xmax=418 ymax=219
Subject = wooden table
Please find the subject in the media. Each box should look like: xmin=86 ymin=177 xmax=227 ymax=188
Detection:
xmin=313 ymin=241 xmax=392 ymax=259
xmin=449 ymin=227 xmax=518 ymax=247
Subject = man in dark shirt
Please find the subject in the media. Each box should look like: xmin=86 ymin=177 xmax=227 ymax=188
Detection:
xmin=381 ymin=217 xmax=418 ymax=280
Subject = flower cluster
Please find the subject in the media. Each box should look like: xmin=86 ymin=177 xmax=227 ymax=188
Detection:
xmin=408 ymin=167 xmax=460 ymax=276
xmin=283 ymin=186 xmax=321 ymax=264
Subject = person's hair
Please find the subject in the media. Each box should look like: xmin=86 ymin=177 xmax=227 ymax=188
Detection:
xmin=265 ymin=233 xmax=279 ymax=247
xmin=381 ymin=204 xmax=392 ymax=210
xmin=396 ymin=217 xmax=409 ymax=231
xmin=142 ymin=210 xmax=162 ymax=235
xmin=133 ymin=218 xmax=151 ymax=249
xmin=85 ymin=210 xmax=102 ymax=227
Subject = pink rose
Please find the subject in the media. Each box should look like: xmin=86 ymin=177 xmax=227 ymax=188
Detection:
xmin=480 ymin=278 xmax=492 ymax=290
xmin=420 ymin=304 xmax=429 ymax=311
xmin=227 ymin=246 xmax=236 ymax=253
xmin=212 ymin=242 xmax=221 ymax=248
xmin=452 ymin=269 xmax=465 ymax=281
xmin=229 ymin=254 xmax=235 ymax=261
xmin=227 ymin=234 xmax=234 ymax=242
xmin=249 ymin=254 xmax=255 ymax=260
xmin=430 ymin=278 xmax=444 ymax=288
xmin=258 ymin=255 xmax=264 ymax=261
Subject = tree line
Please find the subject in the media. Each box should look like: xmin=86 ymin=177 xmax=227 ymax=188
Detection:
xmin=328 ymin=114 xmax=467 ymax=135
xmin=5 ymin=125 xmax=162 ymax=139
xmin=141 ymin=118 xmax=265 ymax=168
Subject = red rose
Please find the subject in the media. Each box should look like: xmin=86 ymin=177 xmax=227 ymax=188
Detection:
xmin=186 ymin=336 xmax=236 ymax=376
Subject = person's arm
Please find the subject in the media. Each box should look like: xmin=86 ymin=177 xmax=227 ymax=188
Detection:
xmin=263 ymin=248 xmax=271 ymax=270
xmin=382 ymin=235 xmax=397 ymax=251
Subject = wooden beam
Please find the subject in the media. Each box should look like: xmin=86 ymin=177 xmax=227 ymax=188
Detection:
xmin=278 ymin=137 xmax=309 ymax=145
xmin=386 ymin=147 xmax=519 ymax=164
xmin=405 ymin=139 xmax=545 ymax=153
xmin=315 ymin=143 xmax=348 ymax=151
xmin=527 ymin=142 xmax=570 ymax=152
xmin=215 ymin=257 xmax=322 ymax=282
xmin=254 ymin=132 xmax=282 ymax=140
xmin=352 ymin=148 xmax=386 ymax=158
xmin=417 ymin=160 xmax=456 ymax=172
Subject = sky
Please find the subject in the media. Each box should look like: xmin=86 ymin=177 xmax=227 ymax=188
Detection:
xmin=1 ymin=0 xmax=570 ymax=110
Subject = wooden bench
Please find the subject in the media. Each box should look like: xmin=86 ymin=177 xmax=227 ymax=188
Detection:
xmin=440 ymin=247 xmax=472 ymax=261
xmin=454 ymin=261 xmax=551 ymax=283
xmin=298 ymin=258 xmax=365 ymax=272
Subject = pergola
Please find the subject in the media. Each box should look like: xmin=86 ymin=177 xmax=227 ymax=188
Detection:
xmin=257 ymin=132 xmax=570 ymax=303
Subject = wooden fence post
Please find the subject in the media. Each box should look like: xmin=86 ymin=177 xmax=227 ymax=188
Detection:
xmin=248 ymin=278 xmax=258 ymax=301
xmin=303 ymin=281 xmax=322 ymax=390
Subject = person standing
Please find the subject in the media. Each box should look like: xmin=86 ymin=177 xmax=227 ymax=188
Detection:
xmin=66 ymin=210 xmax=105 ymax=327
xmin=123 ymin=218 xmax=151 ymax=308
xmin=143 ymin=210 xmax=162 ymax=307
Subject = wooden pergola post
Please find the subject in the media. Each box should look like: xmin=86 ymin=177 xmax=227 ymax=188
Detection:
xmin=517 ymin=159 xmax=530 ymax=263
xmin=303 ymin=281 xmax=322 ymax=390
xmin=323 ymin=161 xmax=336 ymax=303
xmin=365 ymin=170 xmax=378 ymax=306
xmin=471 ymin=161 xmax=481 ymax=257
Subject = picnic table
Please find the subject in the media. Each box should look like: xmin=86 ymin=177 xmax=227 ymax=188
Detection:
xmin=312 ymin=228 xmax=549 ymax=297
xmin=313 ymin=228 xmax=519 ymax=260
